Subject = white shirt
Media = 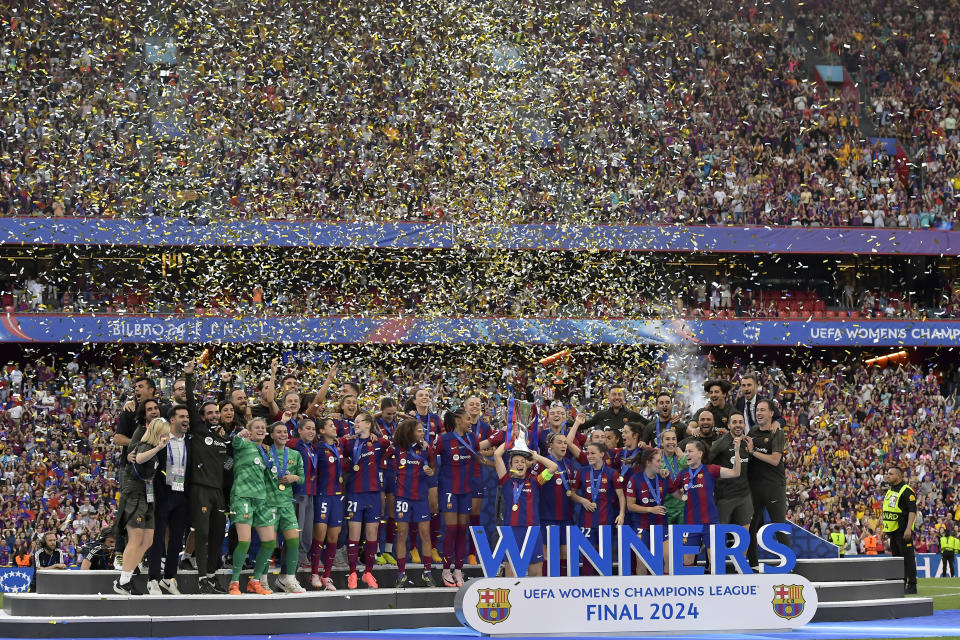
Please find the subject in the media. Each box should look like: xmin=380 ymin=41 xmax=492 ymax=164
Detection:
xmin=166 ymin=434 xmax=187 ymax=491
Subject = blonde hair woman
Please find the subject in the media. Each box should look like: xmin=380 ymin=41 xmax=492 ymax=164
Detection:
xmin=113 ymin=418 xmax=170 ymax=595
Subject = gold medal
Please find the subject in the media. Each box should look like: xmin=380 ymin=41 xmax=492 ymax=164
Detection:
xmin=353 ymin=465 xmax=360 ymax=472
xmin=565 ymin=490 xmax=573 ymax=497
xmin=682 ymin=494 xmax=688 ymax=501
xmin=279 ymin=484 xmax=285 ymax=491
xmin=512 ymin=504 xmax=519 ymax=512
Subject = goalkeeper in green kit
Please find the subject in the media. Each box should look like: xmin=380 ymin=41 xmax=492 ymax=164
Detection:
xmin=265 ymin=421 xmax=306 ymax=593
xmin=228 ymin=418 xmax=281 ymax=595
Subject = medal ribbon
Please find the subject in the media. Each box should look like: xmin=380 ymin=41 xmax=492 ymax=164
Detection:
xmin=686 ymin=463 xmax=703 ymax=497
xmin=590 ymin=467 xmax=602 ymax=501
xmin=620 ymin=447 xmax=638 ymax=477
xmin=353 ymin=438 xmax=366 ymax=468
xmin=642 ymin=473 xmax=662 ymax=506
xmin=454 ymin=432 xmax=478 ymax=456
xmin=512 ymin=478 xmax=525 ymax=511
xmin=549 ymin=454 xmax=570 ymax=493
xmin=257 ymin=445 xmax=274 ymax=474
xmin=271 ymin=445 xmax=289 ymax=478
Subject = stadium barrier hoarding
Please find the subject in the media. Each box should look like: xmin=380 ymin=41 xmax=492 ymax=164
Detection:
xmin=4 ymin=314 xmax=960 ymax=346
xmin=455 ymin=574 xmax=818 ymax=635
xmin=2 ymin=217 xmax=959 ymax=254
xmin=455 ymin=524 xmax=817 ymax=635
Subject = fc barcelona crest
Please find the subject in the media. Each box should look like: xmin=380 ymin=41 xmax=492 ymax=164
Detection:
xmin=476 ymin=588 xmax=511 ymax=624
xmin=772 ymin=584 xmax=805 ymax=620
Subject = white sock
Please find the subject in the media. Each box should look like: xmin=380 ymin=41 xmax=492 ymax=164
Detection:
xmin=119 ymin=571 xmax=133 ymax=585
xmin=384 ymin=543 xmax=394 ymax=553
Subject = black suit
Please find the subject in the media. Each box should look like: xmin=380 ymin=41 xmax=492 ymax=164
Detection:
xmin=148 ymin=434 xmax=191 ymax=582
xmin=734 ymin=395 xmax=785 ymax=431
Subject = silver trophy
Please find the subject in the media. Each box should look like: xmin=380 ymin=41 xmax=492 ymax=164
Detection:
xmin=506 ymin=400 xmax=535 ymax=459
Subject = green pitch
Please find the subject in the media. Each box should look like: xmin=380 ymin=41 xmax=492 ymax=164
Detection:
xmin=911 ymin=577 xmax=960 ymax=611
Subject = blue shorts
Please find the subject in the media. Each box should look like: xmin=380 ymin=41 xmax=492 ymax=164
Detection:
xmin=426 ymin=473 xmax=439 ymax=489
xmin=314 ymin=494 xmax=344 ymax=527
xmin=541 ymin=519 xmax=572 ymax=545
xmin=395 ymin=497 xmax=431 ymax=523
xmin=508 ymin=526 xmax=544 ymax=563
xmin=440 ymin=489 xmax=472 ymax=515
xmin=345 ymin=492 xmax=383 ymax=523
xmin=380 ymin=469 xmax=397 ymax=495
xmin=683 ymin=524 xmax=712 ymax=549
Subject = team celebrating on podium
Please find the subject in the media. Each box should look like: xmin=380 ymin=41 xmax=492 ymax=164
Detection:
xmin=106 ymin=356 xmax=925 ymax=596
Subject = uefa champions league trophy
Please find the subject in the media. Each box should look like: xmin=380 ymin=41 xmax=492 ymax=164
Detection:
xmin=506 ymin=399 xmax=535 ymax=459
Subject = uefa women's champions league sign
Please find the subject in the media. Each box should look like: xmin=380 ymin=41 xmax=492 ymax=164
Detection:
xmin=457 ymin=524 xmax=818 ymax=635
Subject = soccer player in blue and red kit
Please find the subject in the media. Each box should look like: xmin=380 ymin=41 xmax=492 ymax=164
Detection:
xmin=612 ymin=422 xmax=646 ymax=485
xmin=570 ymin=442 xmax=625 ymax=575
xmin=376 ymin=398 xmax=400 ymax=565
xmin=669 ymin=439 xmax=742 ymax=568
xmin=539 ymin=431 xmax=583 ymax=576
xmin=437 ymin=408 xmax=479 ymax=587
xmin=310 ymin=417 xmax=345 ymax=591
xmin=341 ymin=412 xmax=392 ymax=589
xmin=334 ymin=387 xmax=360 ymax=437
xmin=625 ymin=447 xmax=670 ymax=574
xmin=464 ymin=395 xmax=495 ymax=566
xmin=392 ymin=418 xmax=437 ymax=588
xmin=538 ymin=402 xmax=587 ymax=454
xmin=410 ymin=387 xmax=443 ymax=562
xmin=493 ymin=439 xmax=557 ymax=577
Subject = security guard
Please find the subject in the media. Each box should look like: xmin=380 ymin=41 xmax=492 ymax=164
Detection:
xmin=829 ymin=525 xmax=846 ymax=557
xmin=941 ymin=528 xmax=959 ymax=578
xmin=880 ymin=466 xmax=917 ymax=594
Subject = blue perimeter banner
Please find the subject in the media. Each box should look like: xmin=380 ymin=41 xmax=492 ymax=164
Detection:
xmin=1 ymin=315 xmax=960 ymax=346
xmin=2 ymin=217 xmax=960 ymax=254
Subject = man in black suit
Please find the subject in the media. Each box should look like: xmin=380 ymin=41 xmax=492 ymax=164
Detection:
xmin=145 ymin=405 xmax=191 ymax=595
xmin=734 ymin=373 xmax=785 ymax=431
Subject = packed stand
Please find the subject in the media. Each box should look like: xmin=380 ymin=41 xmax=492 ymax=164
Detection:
xmin=0 ymin=0 xmax=929 ymax=228
xmin=792 ymin=0 xmax=960 ymax=229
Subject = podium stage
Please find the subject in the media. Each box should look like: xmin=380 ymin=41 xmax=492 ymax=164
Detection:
xmin=0 ymin=557 xmax=933 ymax=638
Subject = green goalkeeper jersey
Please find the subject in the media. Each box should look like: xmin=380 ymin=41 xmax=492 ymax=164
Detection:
xmin=263 ymin=445 xmax=304 ymax=507
xmin=231 ymin=435 xmax=270 ymax=499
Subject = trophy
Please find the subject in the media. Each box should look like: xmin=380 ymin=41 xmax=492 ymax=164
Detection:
xmin=506 ymin=399 xmax=536 ymax=459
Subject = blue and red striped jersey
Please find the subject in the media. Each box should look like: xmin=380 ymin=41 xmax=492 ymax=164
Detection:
xmin=394 ymin=442 xmax=434 ymax=501
xmin=471 ymin=419 xmax=494 ymax=482
xmin=412 ymin=412 xmax=443 ymax=444
xmin=437 ymin=431 xmax=478 ymax=494
xmin=287 ymin=437 xmax=321 ymax=496
xmin=574 ymin=464 xmax=623 ymax=528
xmin=334 ymin=416 xmax=356 ymax=438
xmin=315 ymin=440 xmax=343 ymax=496
xmin=537 ymin=454 xmax=578 ymax=522
xmin=341 ymin=435 xmax=392 ymax=493
xmin=625 ymin=472 xmax=668 ymax=529
xmin=499 ymin=470 xmax=549 ymax=527
xmin=670 ymin=464 xmax=721 ymax=524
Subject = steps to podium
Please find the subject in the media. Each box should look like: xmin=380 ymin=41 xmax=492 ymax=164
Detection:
xmin=799 ymin=557 xmax=934 ymax=623
xmin=0 ymin=605 xmax=459 ymax=639
xmin=815 ymin=597 xmax=936 ymax=623
xmin=3 ymin=588 xmax=458 ymax=618
xmin=0 ymin=556 xmax=934 ymax=637
xmin=33 ymin=565 xmax=485 ymax=595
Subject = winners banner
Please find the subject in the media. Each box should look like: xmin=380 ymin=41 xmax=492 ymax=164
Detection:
xmin=455 ymin=574 xmax=818 ymax=635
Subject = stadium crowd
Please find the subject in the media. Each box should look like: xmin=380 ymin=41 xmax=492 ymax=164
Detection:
xmin=0 ymin=350 xmax=957 ymax=590
xmin=1 ymin=0 xmax=956 ymax=228
xmin=3 ymin=270 xmax=958 ymax=320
